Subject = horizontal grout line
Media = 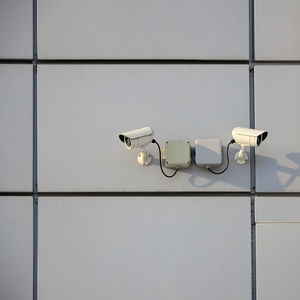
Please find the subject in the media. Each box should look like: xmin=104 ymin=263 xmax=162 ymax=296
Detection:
xmin=0 ymin=192 xmax=33 ymax=196
xmin=254 ymin=60 xmax=300 ymax=65
xmin=256 ymin=221 xmax=300 ymax=224
xmin=37 ymin=59 xmax=249 ymax=65
xmin=2 ymin=59 xmax=300 ymax=65
xmin=38 ymin=191 xmax=251 ymax=197
xmin=1 ymin=191 xmax=300 ymax=198
xmin=0 ymin=59 xmax=33 ymax=64
xmin=256 ymin=192 xmax=300 ymax=197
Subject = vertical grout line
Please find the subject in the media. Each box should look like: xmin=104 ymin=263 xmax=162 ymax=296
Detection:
xmin=249 ymin=0 xmax=255 ymax=191
xmin=33 ymin=0 xmax=38 ymax=299
xmin=249 ymin=0 xmax=255 ymax=176
xmin=250 ymin=194 xmax=256 ymax=300
xmin=33 ymin=195 xmax=38 ymax=300
xmin=249 ymin=1 xmax=256 ymax=300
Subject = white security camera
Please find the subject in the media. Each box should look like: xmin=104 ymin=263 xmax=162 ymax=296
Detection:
xmin=119 ymin=126 xmax=154 ymax=165
xmin=232 ymin=127 xmax=268 ymax=164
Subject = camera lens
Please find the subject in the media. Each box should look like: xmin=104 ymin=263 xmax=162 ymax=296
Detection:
xmin=257 ymin=135 xmax=261 ymax=146
xmin=125 ymin=137 xmax=131 ymax=147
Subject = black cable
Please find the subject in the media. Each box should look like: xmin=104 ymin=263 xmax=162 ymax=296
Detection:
xmin=152 ymin=139 xmax=179 ymax=178
xmin=207 ymin=139 xmax=235 ymax=175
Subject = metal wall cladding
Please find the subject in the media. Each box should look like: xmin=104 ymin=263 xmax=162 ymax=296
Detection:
xmin=0 ymin=65 xmax=33 ymax=191
xmin=256 ymin=197 xmax=300 ymax=223
xmin=255 ymin=66 xmax=300 ymax=192
xmin=256 ymin=197 xmax=300 ymax=300
xmin=37 ymin=0 xmax=248 ymax=59
xmin=38 ymin=197 xmax=251 ymax=300
xmin=37 ymin=65 xmax=250 ymax=192
xmin=0 ymin=197 xmax=33 ymax=300
xmin=256 ymin=223 xmax=300 ymax=300
xmin=0 ymin=0 xmax=32 ymax=58
xmin=2 ymin=1 xmax=300 ymax=300
xmin=255 ymin=0 xmax=300 ymax=60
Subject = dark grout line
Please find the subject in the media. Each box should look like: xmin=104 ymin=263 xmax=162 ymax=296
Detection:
xmin=33 ymin=66 xmax=37 ymax=194
xmin=32 ymin=195 xmax=38 ymax=300
xmin=32 ymin=0 xmax=38 ymax=298
xmin=38 ymin=191 xmax=251 ymax=197
xmin=254 ymin=60 xmax=300 ymax=65
xmin=3 ymin=58 xmax=300 ymax=65
xmin=250 ymin=195 xmax=257 ymax=300
xmin=0 ymin=59 xmax=33 ymax=64
xmin=0 ymin=192 xmax=33 ymax=196
xmin=256 ymin=192 xmax=300 ymax=197
xmin=37 ymin=59 xmax=249 ymax=65
xmin=1 ymin=191 xmax=299 ymax=197
xmin=249 ymin=1 xmax=257 ymax=300
xmin=256 ymin=221 xmax=300 ymax=224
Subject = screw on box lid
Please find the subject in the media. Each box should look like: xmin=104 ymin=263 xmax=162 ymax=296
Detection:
xmin=164 ymin=140 xmax=191 ymax=169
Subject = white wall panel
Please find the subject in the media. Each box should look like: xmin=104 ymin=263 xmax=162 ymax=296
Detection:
xmin=256 ymin=224 xmax=300 ymax=300
xmin=0 ymin=197 xmax=32 ymax=300
xmin=256 ymin=197 xmax=300 ymax=223
xmin=38 ymin=197 xmax=251 ymax=300
xmin=0 ymin=0 xmax=32 ymax=58
xmin=0 ymin=65 xmax=32 ymax=191
xmin=38 ymin=65 xmax=250 ymax=192
xmin=255 ymin=0 xmax=300 ymax=60
xmin=38 ymin=0 xmax=248 ymax=59
xmin=255 ymin=66 xmax=300 ymax=192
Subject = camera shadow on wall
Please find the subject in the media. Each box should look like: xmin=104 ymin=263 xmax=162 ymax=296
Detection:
xmin=151 ymin=147 xmax=300 ymax=191
xmin=256 ymin=152 xmax=300 ymax=192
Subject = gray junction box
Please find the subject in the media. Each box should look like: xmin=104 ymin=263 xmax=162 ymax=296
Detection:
xmin=164 ymin=140 xmax=191 ymax=169
xmin=195 ymin=139 xmax=223 ymax=168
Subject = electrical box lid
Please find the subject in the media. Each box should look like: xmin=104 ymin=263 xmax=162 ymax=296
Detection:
xmin=164 ymin=140 xmax=191 ymax=169
xmin=195 ymin=139 xmax=222 ymax=168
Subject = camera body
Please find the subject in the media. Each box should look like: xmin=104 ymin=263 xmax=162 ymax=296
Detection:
xmin=232 ymin=127 xmax=268 ymax=147
xmin=119 ymin=126 xmax=153 ymax=165
xmin=119 ymin=127 xmax=153 ymax=149
xmin=232 ymin=127 xmax=268 ymax=164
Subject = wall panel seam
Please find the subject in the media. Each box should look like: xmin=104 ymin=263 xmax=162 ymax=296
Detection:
xmin=33 ymin=0 xmax=38 ymax=299
xmin=249 ymin=1 xmax=256 ymax=300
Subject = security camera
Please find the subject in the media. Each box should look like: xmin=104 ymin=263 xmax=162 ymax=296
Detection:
xmin=119 ymin=126 xmax=154 ymax=165
xmin=119 ymin=127 xmax=153 ymax=149
xmin=232 ymin=127 xmax=268 ymax=147
xmin=232 ymin=127 xmax=268 ymax=164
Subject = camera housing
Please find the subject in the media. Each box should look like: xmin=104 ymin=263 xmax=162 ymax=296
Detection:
xmin=119 ymin=126 xmax=153 ymax=165
xmin=232 ymin=127 xmax=268 ymax=164
xmin=119 ymin=126 xmax=153 ymax=149
xmin=232 ymin=127 xmax=268 ymax=147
